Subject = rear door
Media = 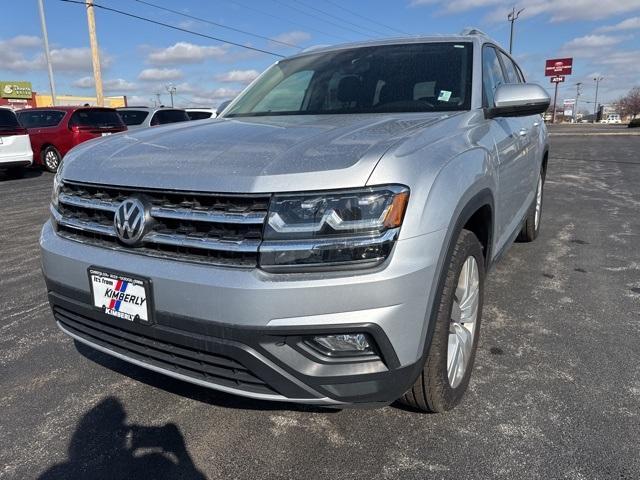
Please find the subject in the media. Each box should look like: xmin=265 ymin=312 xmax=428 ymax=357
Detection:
xmin=482 ymin=45 xmax=523 ymax=250
xmin=16 ymin=110 xmax=66 ymax=162
xmin=0 ymin=109 xmax=31 ymax=161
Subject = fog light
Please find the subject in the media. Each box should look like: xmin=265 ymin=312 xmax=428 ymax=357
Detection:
xmin=310 ymin=333 xmax=372 ymax=355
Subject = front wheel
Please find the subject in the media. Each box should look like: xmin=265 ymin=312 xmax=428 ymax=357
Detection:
xmin=42 ymin=146 xmax=61 ymax=173
xmin=400 ymin=229 xmax=485 ymax=413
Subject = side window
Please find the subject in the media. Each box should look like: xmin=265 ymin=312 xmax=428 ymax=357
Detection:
xmin=482 ymin=46 xmax=505 ymax=108
xmin=498 ymin=51 xmax=521 ymax=84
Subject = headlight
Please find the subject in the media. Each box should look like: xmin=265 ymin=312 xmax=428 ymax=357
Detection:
xmin=259 ymin=185 xmax=409 ymax=272
xmin=51 ymin=168 xmax=63 ymax=209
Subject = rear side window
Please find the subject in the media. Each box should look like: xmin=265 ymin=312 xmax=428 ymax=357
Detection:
xmin=0 ymin=109 xmax=20 ymax=127
xmin=482 ymin=46 xmax=506 ymax=108
xmin=150 ymin=109 xmax=190 ymax=125
xmin=17 ymin=110 xmax=65 ymax=128
xmin=118 ymin=110 xmax=149 ymax=126
xmin=187 ymin=111 xmax=213 ymax=120
xmin=69 ymin=109 xmax=123 ymax=128
xmin=498 ymin=51 xmax=522 ymax=84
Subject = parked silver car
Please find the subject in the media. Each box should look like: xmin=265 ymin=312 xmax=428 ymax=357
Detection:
xmin=41 ymin=30 xmax=549 ymax=412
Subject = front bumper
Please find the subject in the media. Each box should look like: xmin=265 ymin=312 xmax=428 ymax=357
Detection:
xmin=41 ymin=220 xmax=445 ymax=405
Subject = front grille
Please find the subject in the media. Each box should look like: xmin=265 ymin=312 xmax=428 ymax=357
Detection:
xmin=54 ymin=306 xmax=277 ymax=395
xmin=54 ymin=181 xmax=270 ymax=266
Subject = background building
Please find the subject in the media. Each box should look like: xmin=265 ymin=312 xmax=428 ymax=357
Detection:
xmin=1 ymin=80 xmax=127 ymax=110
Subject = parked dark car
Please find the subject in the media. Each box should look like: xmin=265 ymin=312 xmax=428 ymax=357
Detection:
xmin=17 ymin=106 xmax=127 ymax=172
xmin=628 ymin=118 xmax=640 ymax=128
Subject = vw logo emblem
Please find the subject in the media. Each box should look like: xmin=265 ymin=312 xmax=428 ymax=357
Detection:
xmin=114 ymin=198 xmax=147 ymax=246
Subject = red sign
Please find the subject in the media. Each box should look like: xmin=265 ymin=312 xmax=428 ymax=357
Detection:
xmin=545 ymin=58 xmax=573 ymax=76
xmin=550 ymin=76 xmax=565 ymax=83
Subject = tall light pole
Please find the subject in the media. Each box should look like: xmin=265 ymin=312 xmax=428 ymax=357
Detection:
xmin=166 ymin=84 xmax=176 ymax=108
xmin=574 ymin=82 xmax=582 ymax=123
xmin=593 ymin=76 xmax=603 ymax=123
xmin=37 ymin=0 xmax=56 ymax=106
xmin=508 ymin=7 xmax=525 ymax=54
xmin=86 ymin=0 xmax=104 ymax=106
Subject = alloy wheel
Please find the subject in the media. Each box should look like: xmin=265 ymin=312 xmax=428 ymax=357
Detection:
xmin=448 ymin=256 xmax=480 ymax=388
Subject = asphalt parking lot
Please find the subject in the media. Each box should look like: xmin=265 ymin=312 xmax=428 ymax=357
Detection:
xmin=1 ymin=128 xmax=639 ymax=479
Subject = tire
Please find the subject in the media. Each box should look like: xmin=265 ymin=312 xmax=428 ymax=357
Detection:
xmin=517 ymin=168 xmax=545 ymax=242
xmin=400 ymin=229 xmax=485 ymax=413
xmin=42 ymin=146 xmax=61 ymax=173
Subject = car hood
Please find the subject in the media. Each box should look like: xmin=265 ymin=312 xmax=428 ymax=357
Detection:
xmin=62 ymin=113 xmax=452 ymax=193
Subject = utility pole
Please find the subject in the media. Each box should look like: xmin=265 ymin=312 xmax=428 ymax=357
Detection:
xmin=166 ymin=84 xmax=177 ymax=108
xmin=507 ymin=7 xmax=525 ymax=55
xmin=155 ymin=93 xmax=162 ymax=107
xmin=574 ymin=82 xmax=582 ymax=123
xmin=551 ymin=81 xmax=559 ymax=124
xmin=37 ymin=0 xmax=56 ymax=106
xmin=593 ymin=76 xmax=603 ymax=123
xmin=85 ymin=0 xmax=104 ymax=106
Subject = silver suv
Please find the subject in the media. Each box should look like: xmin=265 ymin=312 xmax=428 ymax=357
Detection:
xmin=41 ymin=31 xmax=550 ymax=412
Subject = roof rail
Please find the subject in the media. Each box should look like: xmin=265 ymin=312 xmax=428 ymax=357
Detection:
xmin=459 ymin=27 xmax=489 ymax=37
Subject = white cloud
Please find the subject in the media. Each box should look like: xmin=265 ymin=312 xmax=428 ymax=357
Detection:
xmin=269 ymin=31 xmax=311 ymax=47
xmin=411 ymin=0 xmax=640 ymax=22
xmin=215 ymin=69 xmax=260 ymax=84
xmin=72 ymin=76 xmax=137 ymax=92
xmin=0 ymin=36 xmax=112 ymax=73
xmin=560 ymin=34 xmax=627 ymax=58
xmin=147 ymin=42 xmax=227 ymax=65
xmin=138 ymin=68 xmax=183 ymax=81
xmin=596 ymin=17 xmax=640 ymax=33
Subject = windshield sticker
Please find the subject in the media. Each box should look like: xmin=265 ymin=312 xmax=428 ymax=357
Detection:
xmin=438 ymin=90 xmax=452 ymax=102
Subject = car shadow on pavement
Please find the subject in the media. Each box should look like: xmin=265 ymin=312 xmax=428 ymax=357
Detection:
xmin=74 ymin=340 xmax=340 ymax=414
xmin=37 ymin=396 xmax=207 ymax=480
xmin=0 ymin=167 xmax=45 ymax=182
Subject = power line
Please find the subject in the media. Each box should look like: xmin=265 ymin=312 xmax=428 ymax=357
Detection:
xmin=322 ymin=0 xmax=410 ymax=36
xmin=58 ymin=0 xmax=285 ymax=57
xmin=270 ymin=0 xmax=375 ymax=39
xmin=224 ymin=0 xmax=351 ymax=42
xmin=290 ymin=0 xmax=387 ymax=37
xmin=132 ymin=0 xmax=302 ymax=49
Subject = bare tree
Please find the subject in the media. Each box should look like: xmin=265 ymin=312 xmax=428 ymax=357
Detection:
xmin=618 ymin=87 xmax=640 ymax=119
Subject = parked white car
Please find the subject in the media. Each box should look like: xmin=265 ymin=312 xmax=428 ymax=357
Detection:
xmin=0 ymin=107 xmax=33 ymax=178
xmin=185 ymin=108 xmax=217 ymax=120
xmin=601 ymin=114 xmax=621 ymax=124
xmin=116 ymin=107 xmax=190 ymax=130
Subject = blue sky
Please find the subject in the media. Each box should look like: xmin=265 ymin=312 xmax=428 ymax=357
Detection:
xmin=1 ymin=0 xmax=639 ymax=109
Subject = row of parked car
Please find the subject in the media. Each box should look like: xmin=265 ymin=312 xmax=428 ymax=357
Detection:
xmin=0 ymin=105 xmax=221 ymax=177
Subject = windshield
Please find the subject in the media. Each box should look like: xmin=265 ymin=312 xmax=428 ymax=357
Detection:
xmin=69 ymin=109 xmax=124 ymax=128
xmin=118 ymin=110 xmax=149 ymax=126
xmin=225 ymin=42 xmax=473 ymax=117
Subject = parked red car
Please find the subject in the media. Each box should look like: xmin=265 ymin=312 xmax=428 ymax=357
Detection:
xmin=16 ymin=106 xmax=127 ymax=172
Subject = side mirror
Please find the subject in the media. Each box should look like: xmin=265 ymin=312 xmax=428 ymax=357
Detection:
xmin=216 ymin=99 xmax=232 ymax=116
xmin=487 ymin=83 xmax=550 ymax=119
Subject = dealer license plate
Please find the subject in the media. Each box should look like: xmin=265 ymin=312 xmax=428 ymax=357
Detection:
xmin=101 ymin=132 xmax=112 ymax=137
xmin=89 ymin=268 xmax=150 ymax=322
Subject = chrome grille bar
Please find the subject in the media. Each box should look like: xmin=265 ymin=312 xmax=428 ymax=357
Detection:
xmin=51 ymin=206 xmax=116 ymax=237
xmin=145 ymin=232 xmax=260 ymax=253
xmin=58 ymin=192 xmax=119 ymax=213
xmin=149 ymin=206 xmax=266 ymax=225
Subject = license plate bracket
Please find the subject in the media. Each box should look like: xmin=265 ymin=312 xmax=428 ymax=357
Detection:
xmin=88 ymin=267 xmax=154 ymax=324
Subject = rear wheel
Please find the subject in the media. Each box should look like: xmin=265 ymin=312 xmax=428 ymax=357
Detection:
xmin=517 ymin=169 xmax=544 ymax=242
xmin=42 ymin=146 xmax=61 ymax=173
xmin=400 ymin=229 xmax=485 ymax=413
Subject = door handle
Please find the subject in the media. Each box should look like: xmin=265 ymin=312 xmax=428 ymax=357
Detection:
xmin=519 ymin=128 xmax=528 ymax=137
xmin=533 ymin=121 xmax=540 ymax=127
